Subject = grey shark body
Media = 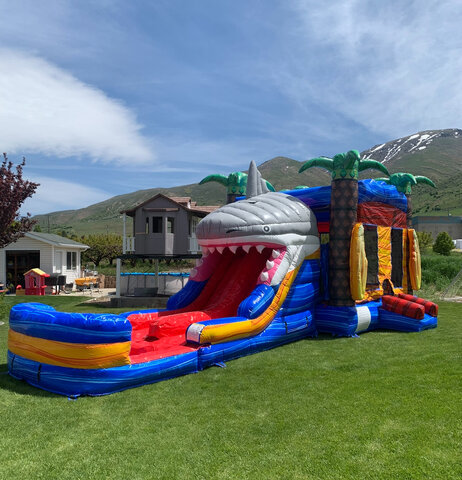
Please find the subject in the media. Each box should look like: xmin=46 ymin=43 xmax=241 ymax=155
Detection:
xmin=195 ymin=192 xmax=320 ymax=286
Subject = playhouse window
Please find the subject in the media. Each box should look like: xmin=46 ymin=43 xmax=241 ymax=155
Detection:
xmin=364 ymin=225 xmax=379 ymax=286
xmin=152 ymin=217 xmax=162 ymax=233
xmin=145 ymin=217 xmax=149 ymax=234
xmin=66 ymin=252 xmax=77 ymax=270
xmin=391 ymin=228 xmax=403 ymax=287
xmin=167 ymin=217 xmax=175 ymax=234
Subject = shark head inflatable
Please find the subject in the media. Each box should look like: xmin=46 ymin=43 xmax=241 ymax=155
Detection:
xmin=193 ymin=191 xmax=320 ymax=287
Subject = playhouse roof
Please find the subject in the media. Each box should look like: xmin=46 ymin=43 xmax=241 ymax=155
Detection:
xmin=24 ymin=268 xmax=49 ymax=277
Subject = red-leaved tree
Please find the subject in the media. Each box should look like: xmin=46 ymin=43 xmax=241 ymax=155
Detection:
xmin=0 ymin=153 xmax=39 ymax=248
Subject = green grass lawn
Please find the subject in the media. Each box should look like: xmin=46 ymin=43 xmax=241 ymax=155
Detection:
xmin=0 ymin=296 xmax=460 ymax=480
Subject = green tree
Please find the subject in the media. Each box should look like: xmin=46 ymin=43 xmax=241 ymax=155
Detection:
xmin=433 ymin=232 xmax=454 ymax=256
xmin=417 ymin=231 xmax=433 ymax=251
xmin=33 ymin=224 xmax=42 ymax=232
xmin=81 ymin=234 xmax=122 ymax=267
xmin=105 ymin=234 xmax=123 ymax=265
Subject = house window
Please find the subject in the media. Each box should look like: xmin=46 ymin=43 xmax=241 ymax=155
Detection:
xmin=189 ymin=216 xmax=200 ymax=235
xmin=167 ymin=217 xmax=175 ymax=234
xmin=364 ymin=225 xmax=379 ymax=286
xmin=66 ymin=251 xmax=77 ymax=270
xmin=391 ymin=228 xmax=403 ymax=287
xmin=152 ymin=217 xmax=162 ymax=233
xmin=145 ymin=217 xmax=149 ymax=234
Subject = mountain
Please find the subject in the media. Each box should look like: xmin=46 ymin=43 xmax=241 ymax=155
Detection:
xmin=362 ymin=128 xmax=462 ymax=215
xmin=33 ymin=128 xmax=462 ymax=235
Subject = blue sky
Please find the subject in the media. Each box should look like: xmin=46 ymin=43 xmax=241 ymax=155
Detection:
xmin=1 ymin=0 xmax=461 ymax=215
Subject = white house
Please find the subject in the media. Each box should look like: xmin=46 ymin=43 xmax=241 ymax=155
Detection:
xmin=0 ymin=232 xmax=88 ymax=288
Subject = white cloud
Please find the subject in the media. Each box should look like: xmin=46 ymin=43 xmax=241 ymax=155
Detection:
xmin=21 ymin=176 xmax=111 ymax=215
xmin=283 ymin=0 xmax=462 ymax=137
xmin=0 ymin=48 xmax=154 ymax=164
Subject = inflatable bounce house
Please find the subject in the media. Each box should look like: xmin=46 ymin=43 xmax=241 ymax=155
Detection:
xmin=7 ymin=150 xmax=438 ymax=396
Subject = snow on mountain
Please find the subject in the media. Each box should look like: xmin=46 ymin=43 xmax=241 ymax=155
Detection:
xmin=362 ymin=128 xmax=462 ymax=164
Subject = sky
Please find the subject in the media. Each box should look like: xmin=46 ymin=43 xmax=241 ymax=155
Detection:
xmin=1 ymin=0 xmax=461 ymax=215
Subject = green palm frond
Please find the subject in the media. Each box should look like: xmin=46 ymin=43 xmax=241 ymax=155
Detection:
xmin=415 ymin=176 xmax=436 ymax=188
xmin=299 ymin=157 xmax=334 ymax=174
xmin=358 ymin=159 xmax=389 ymax=176
xmin=199 ymin=174 xmax=229 ymax=187
xmin=375 ymin=172 xmax=435 ymax=194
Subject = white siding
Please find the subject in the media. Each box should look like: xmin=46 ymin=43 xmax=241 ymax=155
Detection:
xmin=0 ymin=238 xmax=85 ymax=285
xmin=0 ymin=237 xmax=53 ymax=283
xmin=62 ymin=248 xmax=84 ymax=283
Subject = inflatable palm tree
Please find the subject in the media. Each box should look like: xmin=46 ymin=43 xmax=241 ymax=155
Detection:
xmin=375 ymin=173 xmax=436 ymax=227
xmin=200 ymin=167 xmax=275 ymax=203
xmin=299 ymin=150 xmax=389 ymax=307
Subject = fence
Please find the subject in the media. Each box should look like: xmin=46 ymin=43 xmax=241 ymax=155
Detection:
xmin=120 ymin=272 xmax=189 ymax=296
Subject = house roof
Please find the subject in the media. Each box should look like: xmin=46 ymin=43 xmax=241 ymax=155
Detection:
xmin=120 ymin=193 xmax=220 ymax=217
xmin=24 ymin=232 xmax=89 ymax=249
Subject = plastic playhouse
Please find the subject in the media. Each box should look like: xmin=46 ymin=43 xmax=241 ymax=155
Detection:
xmin=23 ymin=268 xmax=50 ymax=296
xmin=7 ymin=151 xmax=438 ymax=396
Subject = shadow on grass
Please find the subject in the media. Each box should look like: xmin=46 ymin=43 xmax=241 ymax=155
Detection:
xmin=0 ymin=363 xmax=58 ymax=398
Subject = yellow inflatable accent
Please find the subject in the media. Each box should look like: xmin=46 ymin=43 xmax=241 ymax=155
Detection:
xmin=8 ymin=330 xmax=131 ymax=369
xmin=350 ymin=223 xmax=368 ymax=300
xmin=408 ymin=228 xmax=421 ymax=290
xmin=401 ymin=228 xmax=409 ymax=293
xmin=377 ymin=226 xmax=392 ymax=285
xmin=199 ymin=250 xmax=320 ymax=345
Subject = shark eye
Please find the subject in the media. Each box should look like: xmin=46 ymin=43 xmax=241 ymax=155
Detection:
xmin=263 ymin=226 xmax=271 ymax=233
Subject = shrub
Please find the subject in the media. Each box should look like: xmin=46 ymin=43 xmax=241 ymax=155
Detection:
xmin=421 ymin=254 xmax=462 ymax=291
xmin=417 ymin=231 xmax=433 ymax=251
xmin=0 ymin=292 xmax=9 ymax=323
xmin=432 ymin=232 xmax=454 ymax=256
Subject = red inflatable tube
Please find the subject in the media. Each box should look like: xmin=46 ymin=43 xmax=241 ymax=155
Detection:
xmin=381 ymin=295 xmax=425 ymax=320
xmin=397 ymin=294 xmax=438 ymax=317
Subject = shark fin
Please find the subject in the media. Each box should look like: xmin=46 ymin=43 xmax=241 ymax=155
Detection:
xmin=246 ymin=160 xmax=267 ymax=198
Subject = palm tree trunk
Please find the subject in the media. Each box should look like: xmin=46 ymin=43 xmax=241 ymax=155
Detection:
xmin=329 ymin=178 xmax=358 ymax=307
xmin=405 ymin=193 xmax=412 ymax=228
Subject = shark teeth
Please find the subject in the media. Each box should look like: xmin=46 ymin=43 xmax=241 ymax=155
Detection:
xmin=209 ymin=246 xmax=216 ymax=254
xmin=243 ymin=245 xmax=251 ymax=253
xmin=256 ymin=245 xmax=265 ymax=253
xmin=266 ymin=260 xmax=274 ymax=270
xmin=217 ymin=246 xmax=225 ymax=254
xmin=260 ymin=272 xmax=269 ymax=282
xmin=271 ymin=249 xmax=280 ymax=259
xmin=230 ymin=245 xmax=238 ymax=254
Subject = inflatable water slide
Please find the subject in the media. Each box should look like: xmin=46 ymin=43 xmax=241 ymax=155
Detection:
xmin=7 ymin=154 xmax=438 ymax=396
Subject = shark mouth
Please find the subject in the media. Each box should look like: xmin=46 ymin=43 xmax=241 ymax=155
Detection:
xmin=191 ymin=242 xmax=287 ymax=286
xmin=127 ymin=240 xmax=315 ymax=365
